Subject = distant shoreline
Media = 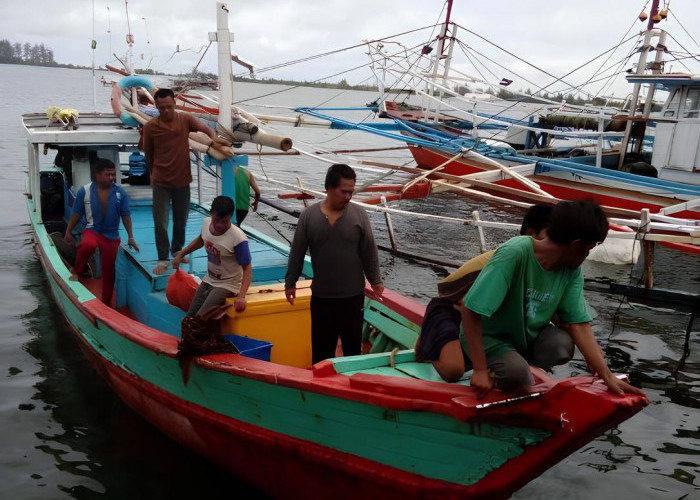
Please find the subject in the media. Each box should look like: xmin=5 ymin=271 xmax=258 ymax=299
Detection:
xmin=0 ymin=61 xmax=379 ymax=92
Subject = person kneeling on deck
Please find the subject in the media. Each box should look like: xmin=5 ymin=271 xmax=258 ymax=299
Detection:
xmin=171 ymin=195 xmax=252 ymax=315
xmin=64 ymin=158 xmax=139 ymax=305
xmin=420 ymin=200 xmax=647 ymax=400
xmin=416 ymin=203 xmax=552 ymax=382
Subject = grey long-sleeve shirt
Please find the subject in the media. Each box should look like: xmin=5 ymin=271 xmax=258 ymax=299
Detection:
xmin=284 ymin=202 xmax=381 ymax=298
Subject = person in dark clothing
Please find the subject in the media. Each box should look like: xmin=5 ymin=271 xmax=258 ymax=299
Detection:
xmin=285 ymin=164 xmax=384 ymax=363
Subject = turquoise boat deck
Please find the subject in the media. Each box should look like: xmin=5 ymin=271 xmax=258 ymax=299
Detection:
xmin=117 ymin=198 xmax=294 ymax=291
xmin=80 ymin=193 xmax=307 ymax=339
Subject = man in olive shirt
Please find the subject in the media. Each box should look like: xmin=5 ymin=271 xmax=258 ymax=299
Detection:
xmin=143 ymin=88 xmax=228 ymax=273
xmin=285 ymin=164 xmax=384 ymax=363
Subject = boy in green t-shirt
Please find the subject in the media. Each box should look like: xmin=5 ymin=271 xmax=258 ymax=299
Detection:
xmin=416 ymin=203 xmax=552 ymax=379
xmin=460 ymin=200 xmax=644 ymax=399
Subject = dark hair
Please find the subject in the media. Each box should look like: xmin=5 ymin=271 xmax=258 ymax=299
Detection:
xmin=324 ymin=164 xmax=356 ymax=189
xmin=153 ymin=88 xmax=175 ymax=101
xmin=520 ymin=204 xmax=552 ymax=235
xmin=546 ymin=199 xmax=608 ymax=245
xmin=95 ymin=158 xmax=116 ymax=172
xmin=210 ymin=195 xmax=235 ymax=217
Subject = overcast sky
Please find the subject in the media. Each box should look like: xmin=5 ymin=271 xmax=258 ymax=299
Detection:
xmin=2 ymin=0 xmax=698 ymax=98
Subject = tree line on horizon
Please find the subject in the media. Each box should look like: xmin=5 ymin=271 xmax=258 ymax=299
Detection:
xmin=0 ymin=39 xmax=57 ymax=66
xmin=454 ymin=83 xmax=627 ymax=110
xmin=186 ymin=70 xmax=378 ymax=92
xmin=0 ymin=43 xmax=378 ymax=92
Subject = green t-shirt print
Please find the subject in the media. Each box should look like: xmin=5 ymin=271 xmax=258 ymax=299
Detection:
xmin=463 ymin=236 xmax=590 ymax=359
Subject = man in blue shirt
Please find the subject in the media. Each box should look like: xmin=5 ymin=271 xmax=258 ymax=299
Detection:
xmin=64 ymin=159 xmax=138 ymax=305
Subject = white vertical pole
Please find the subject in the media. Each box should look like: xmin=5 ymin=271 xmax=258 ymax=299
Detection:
xmin=92 ymin=0 xmax=96 ymax=111
xmin=215 ymin=3 xmax=234 ymax=132
xmin=381 ymin=196 xmax=397 ymax=251
xmin=617 ymin=29 xmax=657 ymax=168
xmin=473 ymin=210 xmax=487 ymax=253
xmin=596 ymin=115 xmax=604 ymax=168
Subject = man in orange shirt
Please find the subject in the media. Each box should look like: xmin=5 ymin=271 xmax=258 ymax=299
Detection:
xmin=143 ymin=88 xmax=228 ymax=274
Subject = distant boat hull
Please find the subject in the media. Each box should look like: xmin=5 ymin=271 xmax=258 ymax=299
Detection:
xmin=408 ymin=143 xmax=700 ymax=254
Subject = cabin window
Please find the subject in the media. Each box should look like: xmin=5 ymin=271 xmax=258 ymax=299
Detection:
xmin=664 ymin=88 xmax=681 ymax=117
xmin=682 ymin=88 xmax=700 ymax=118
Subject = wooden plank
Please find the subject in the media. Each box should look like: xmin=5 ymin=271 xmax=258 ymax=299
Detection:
xmin=364 ymin=308 xmax=419 ymax=348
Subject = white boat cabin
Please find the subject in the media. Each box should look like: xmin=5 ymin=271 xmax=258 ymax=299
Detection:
xmin=629 ymin=74 xmax=700 ymax=185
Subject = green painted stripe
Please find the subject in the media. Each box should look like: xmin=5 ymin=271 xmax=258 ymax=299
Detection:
xmin=81 ymin=315 xmax=549 ymax=485
xmin=29 ymin=206 xmax=94 ymax=304
xmin=341 ymin=362 xmax=471 ymax=385
xmin=330 ymin=349 xmax=416 ymax=373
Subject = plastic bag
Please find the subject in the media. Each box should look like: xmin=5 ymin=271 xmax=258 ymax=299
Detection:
xmin=166 ymin=270 xmax=199 ymax=311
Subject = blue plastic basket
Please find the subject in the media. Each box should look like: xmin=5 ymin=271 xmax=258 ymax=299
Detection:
xmin=223 ymin=334 xmax=273 ymax=361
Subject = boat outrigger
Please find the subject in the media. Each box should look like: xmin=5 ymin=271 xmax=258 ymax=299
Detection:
xmin=23 ymin=3 xmax=647 ymax=499
xmin=290 ymin=0 xmax=700 ymax=254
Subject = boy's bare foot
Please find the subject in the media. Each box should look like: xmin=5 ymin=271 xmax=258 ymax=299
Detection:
xmin=153 ymin=261 xmax=169 ymax=275
xmin=172 ymin=251 xmax=189 ymax=264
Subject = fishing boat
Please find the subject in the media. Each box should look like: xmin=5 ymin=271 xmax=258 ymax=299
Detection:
xmin=22 ymin=3 xmax=647 ymax=499
xmin=292 ymin=0 xmax=700 ymax=255
xmin=405 ymin=2 xmax=698 ymax=198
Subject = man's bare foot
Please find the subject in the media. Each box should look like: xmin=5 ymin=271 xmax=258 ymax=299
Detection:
xmin=153 ymin=261 xmax=169 ymax=275
xmin=68 ymin=272 xmax=79 ymax=281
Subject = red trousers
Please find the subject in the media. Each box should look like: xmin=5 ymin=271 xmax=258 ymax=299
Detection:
xmin=73 ymin=229 xmax=121 ymax=305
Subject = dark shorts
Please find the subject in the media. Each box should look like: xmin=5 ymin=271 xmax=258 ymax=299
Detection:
xmin=235 ymin=209 xmax=249 ymax=226
xmin=415 ymin=298 xmax=463 ymax=362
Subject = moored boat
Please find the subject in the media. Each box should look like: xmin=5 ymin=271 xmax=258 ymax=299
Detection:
xmin=21 ymin=4 xmax=648 ymax=499
xmin=350 ymin=0 xmax=700 ymax=254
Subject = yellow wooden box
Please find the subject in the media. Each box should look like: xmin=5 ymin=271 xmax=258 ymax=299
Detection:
xmin=222 ymin=280 xmax=312 ymax=368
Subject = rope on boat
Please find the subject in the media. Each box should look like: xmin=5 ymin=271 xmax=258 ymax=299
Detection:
xmin=453 ymin=24 xmax=641 ymax=111
xmin=232 ymin=24 xmax=435 ymax=78
xmin=380 ymin=68 xmax=628 ymax=139
xmin=253 ymin=170 xmax=700 ymax=246
xmin=176 ymin=41 xmax=213 ymax=92
xmin=389 ymin=347 xmax=400 ymax=369
xmin=368 ymin=33 xmax=635 ymax=145
xmin=260 ymin=175 xmax=474 ymax=224
xmin=293 ymin=145 xmax=409 ymax=176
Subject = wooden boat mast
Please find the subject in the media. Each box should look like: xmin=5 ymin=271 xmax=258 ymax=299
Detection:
xmin=617 ymin=0 xmax=667 ymax=168
xmin=213 ymin=2 xmax=234 ymax=132
xmin=426 ymin=0 xmax=456 ymax=123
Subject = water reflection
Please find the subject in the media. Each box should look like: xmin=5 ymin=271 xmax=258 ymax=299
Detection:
xmin=20 ymin=258 xmax=269 ymax=499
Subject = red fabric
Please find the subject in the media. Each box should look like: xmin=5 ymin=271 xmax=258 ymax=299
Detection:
xmin=166 ymin=270 xmax=199 ymax=311
xmin=73 ymin=229 xmax=121 ymax=304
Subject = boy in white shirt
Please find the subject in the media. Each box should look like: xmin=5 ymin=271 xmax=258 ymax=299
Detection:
xmin=172 ymin=195 xmax=252 ymax=315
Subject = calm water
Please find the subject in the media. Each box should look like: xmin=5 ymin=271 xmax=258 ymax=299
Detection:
xmin=0 ymin=65 xmax=698 ymax=499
